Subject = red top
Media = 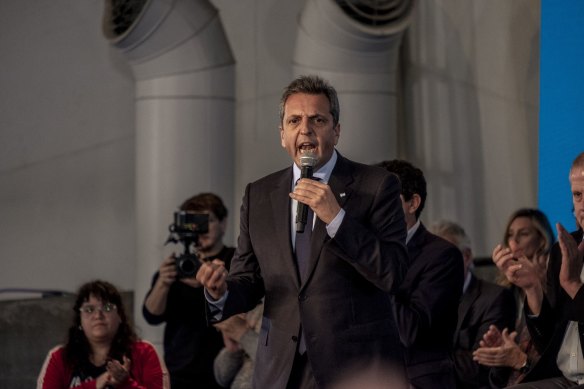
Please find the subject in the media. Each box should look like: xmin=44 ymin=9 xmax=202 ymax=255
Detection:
xmin=37 ymin=340 xmax=169 ymax=389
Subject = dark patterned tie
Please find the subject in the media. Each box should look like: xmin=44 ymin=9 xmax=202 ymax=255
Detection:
xmin=294 ymin=196 xmax=316 ymax=355
xmin=295 ymin=206 xmax=314 ymax=283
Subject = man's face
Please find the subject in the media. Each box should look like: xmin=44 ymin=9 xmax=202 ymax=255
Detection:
xmin=570 ymin=166 xmax=584 ymax=230
xmin=195 ymin=211 xmax=225 ymax=254
xmin=280 ymin=93 xmax=340 ymax=170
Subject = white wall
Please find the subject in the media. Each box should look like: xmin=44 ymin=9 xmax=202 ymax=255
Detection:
xmin=0 ymin=0 xmax=539 ymax=319
xmin=0 ymin=1 xmax=136 ymax=296
xmin=403 ymin=0 xmax=540 ymax=255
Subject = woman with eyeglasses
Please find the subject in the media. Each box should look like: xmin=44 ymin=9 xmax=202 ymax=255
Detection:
xmin=472 ymin=208 xmax=555 ymax=388
xmin=37 ymin=280 xmax=169 ymax=389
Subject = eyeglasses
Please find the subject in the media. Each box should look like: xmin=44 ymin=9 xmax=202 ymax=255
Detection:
xmin=79 ymin=303 xmax=117 ymax=315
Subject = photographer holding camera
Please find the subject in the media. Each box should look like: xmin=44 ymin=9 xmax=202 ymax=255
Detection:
xmin=143 ymin=193 xmax=235 ymax=389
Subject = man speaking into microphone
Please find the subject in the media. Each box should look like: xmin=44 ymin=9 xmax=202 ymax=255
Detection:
xmin=197 ymin=75 xmax=409 ymax=389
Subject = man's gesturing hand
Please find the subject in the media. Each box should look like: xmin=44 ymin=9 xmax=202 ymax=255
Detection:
xmin=196 ymin=259 xmax=228 ymax=300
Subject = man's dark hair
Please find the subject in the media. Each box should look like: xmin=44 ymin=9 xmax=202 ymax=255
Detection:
xmin=279 ymin=75 xmax=340 ymax=127
xmin=180 ymin=192 xmax=228 ymax=221
xmin=375 ymin=159 xmax=427 ymax=220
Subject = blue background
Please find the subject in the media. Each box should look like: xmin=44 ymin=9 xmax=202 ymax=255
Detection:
xmin=538 ymin=0 xmax=584 ymax=234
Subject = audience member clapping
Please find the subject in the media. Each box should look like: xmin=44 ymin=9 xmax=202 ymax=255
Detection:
xmin=473 ymin=208 xmax=554 ymax=387
xmin=213 ymin=302 xmax=263 ymax=389
xmin=37 ymin=280 xmax=169 ymax=389
xmin=432 ymin=220 xmax=516 ymax=388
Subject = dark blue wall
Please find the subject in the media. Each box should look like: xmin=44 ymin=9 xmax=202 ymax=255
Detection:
xmin=539 ymin=1 xmax=584 ymax=233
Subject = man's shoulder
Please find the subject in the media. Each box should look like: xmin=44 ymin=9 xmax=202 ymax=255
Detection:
xmin=417 ymin=225 xmax=459 ymax=252
xmin=472 ymin=275 xmax=513 ymax=298
xmin=335 ymin=155 xmax=400 ymax=184
xmin=249 ymin=166 xmax=290 ymax=188
xmin=413 ymin=227 xmax=464 ymax=265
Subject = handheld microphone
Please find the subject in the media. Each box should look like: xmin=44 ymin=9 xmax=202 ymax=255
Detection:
xmin=295 ymin=151 xmax=318 ymax=233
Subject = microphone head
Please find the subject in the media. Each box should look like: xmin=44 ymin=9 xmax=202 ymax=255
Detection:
xmin=299 ymin=150 xmax=318 ymax=168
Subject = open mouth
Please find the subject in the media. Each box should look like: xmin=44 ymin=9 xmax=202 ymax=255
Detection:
xmin=298 ymin=143 xmax=316 ymax=154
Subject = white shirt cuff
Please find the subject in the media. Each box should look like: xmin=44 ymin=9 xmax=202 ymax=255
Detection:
xmin=326 ymin=208 xmax=345 ymax=238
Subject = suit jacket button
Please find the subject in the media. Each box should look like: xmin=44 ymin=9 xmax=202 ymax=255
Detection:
xmin=298 ymin=294 xmax=306 ymax=301
xmin=291 ymin=336 xmax=298 ymax=342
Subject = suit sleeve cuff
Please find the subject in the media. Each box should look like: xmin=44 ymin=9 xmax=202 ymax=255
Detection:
xmin=204 ymin=289 xmax=229 ymax=321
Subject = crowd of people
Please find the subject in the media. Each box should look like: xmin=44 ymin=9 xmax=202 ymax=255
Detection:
xmin=37 ymin=75 xmax=583 ymax=388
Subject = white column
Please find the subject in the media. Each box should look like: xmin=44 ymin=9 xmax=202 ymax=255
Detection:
xmin=102 ymin=0 xmax=235 ymax=349
xmin=294 ymin=0 xmax=416 ymax=163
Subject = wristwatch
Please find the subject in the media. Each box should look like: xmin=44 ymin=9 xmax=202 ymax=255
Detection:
xmin=518 ymin=358 xmax=531 ymax=374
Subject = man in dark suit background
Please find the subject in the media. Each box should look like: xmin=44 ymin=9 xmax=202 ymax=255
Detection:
xmin=377 ymin=159 xmax=464 ymax=389
xmin=432 ymin=220 xmax=516 ymax=388
xmin=197 ymin=75 xmax=409 ymax=388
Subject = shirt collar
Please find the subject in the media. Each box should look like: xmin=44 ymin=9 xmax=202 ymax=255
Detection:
xmin=462 ymin=271 xmax=473 ymax=294
xmin=406 ymin=219 xmax=421 ymax=245
xmin=292 ymin=149 xmax=337 ymax=186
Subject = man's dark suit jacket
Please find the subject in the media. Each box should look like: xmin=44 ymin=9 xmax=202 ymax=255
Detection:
xmin=221 ymin=154 xmax=409 ymax=388
xmin=522 ymin=229 xmax=584 ymax=383
xmin=393 ymin=223 xmax=464 ymax=389
xmin=454 ymin=274 xmax=516 ymax=388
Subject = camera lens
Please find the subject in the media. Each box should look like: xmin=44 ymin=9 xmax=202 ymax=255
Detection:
xmin=176 ymin=254 xmax=200 ymax=278
xmin=179 ymin=258 xmax=196 ymax=275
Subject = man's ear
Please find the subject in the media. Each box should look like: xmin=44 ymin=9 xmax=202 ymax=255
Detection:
xmin=408 ymin=193 xmax=422 ymax=214
xmin=280 ymin=127 xmax=285 ymax=148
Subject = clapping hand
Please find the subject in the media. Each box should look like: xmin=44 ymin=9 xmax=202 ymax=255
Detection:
xmin=492 ymin=245 xmax=547 ymax=291
xmin=557 ymin=222 xmax=584 ymax=298
xmin=214 ymin=314 xmax=248 ymax=352
xmin=106 ymin=356 xmax=131 ymax=387
xmin=473 ymin=328 xmax=526 ymax=370
xmin=478 ymin=324 xmax=503 ymax=348
xmin=93 ymin=356 xmax=131 ymax=388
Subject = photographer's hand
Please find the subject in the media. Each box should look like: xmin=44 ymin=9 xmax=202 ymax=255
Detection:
xmin=196 ymin=259 xmax=228 ymax=300
xmin=144 ymin=255 xmax=178 ymax=315
xmin=158 ymin=255 xmax=178 ymax=287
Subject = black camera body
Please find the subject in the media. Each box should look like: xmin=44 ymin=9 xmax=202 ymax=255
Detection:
xmin=166 ymin=211 xmax=209 ymax=278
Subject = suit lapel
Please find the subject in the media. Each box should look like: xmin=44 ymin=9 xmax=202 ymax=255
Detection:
xmin=301 ymin=155 xmax=354 ymax=290
xmin=455 ymin=274 xmax=479 ymax=338
xmin=270 ymin=168 xmax=301 ymax=289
